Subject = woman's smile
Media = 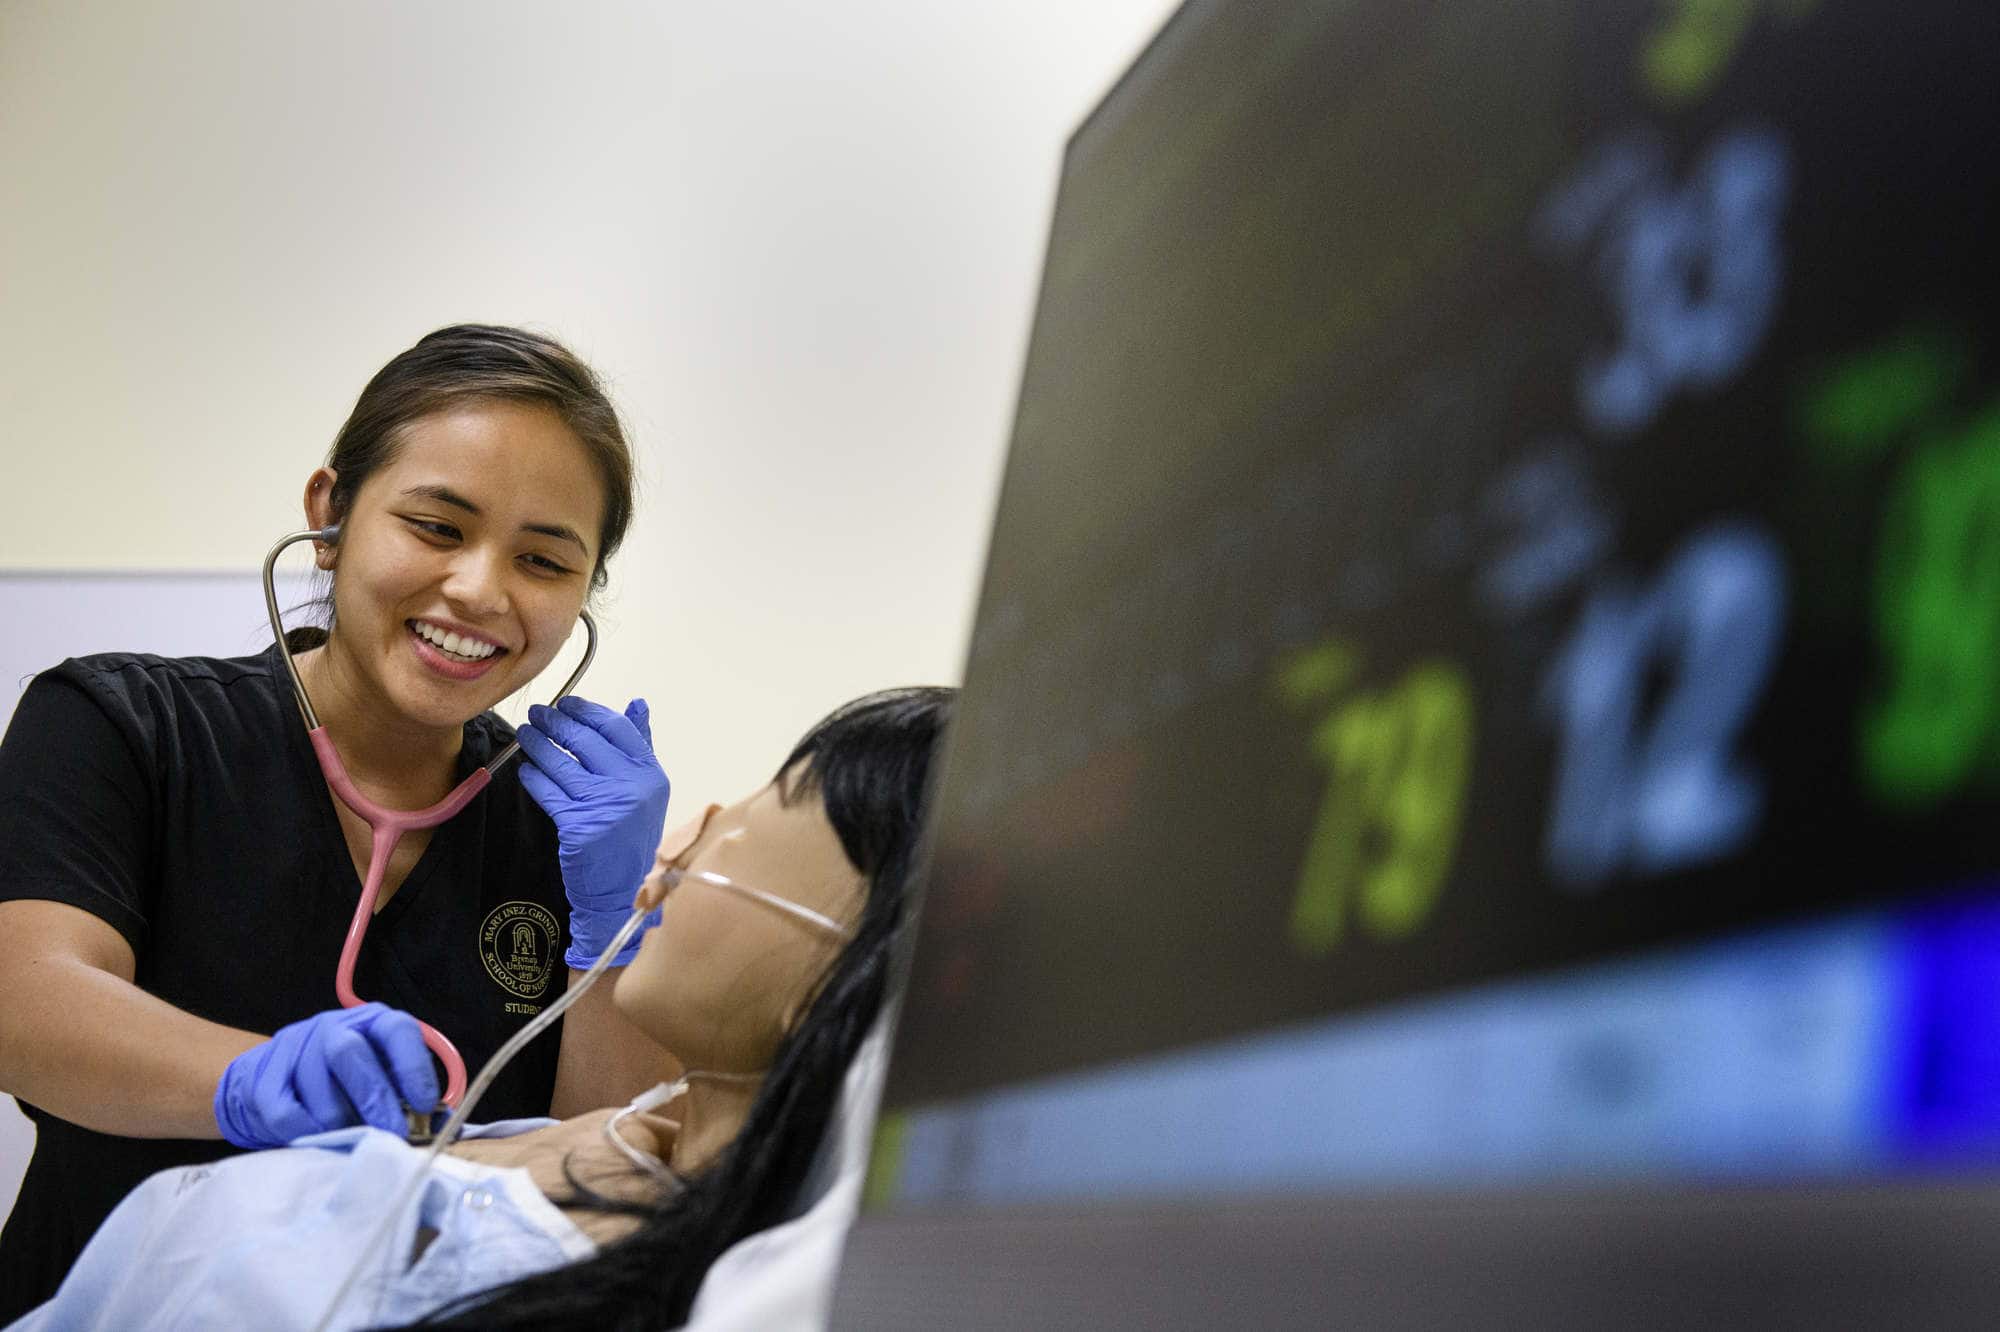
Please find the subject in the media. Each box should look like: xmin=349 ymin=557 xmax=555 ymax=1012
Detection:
xmin=407 ymin=616 xmax=510 ymax=681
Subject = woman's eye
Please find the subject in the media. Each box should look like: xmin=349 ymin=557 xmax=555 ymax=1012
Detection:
xmin=405 ymin=518 xmax=461 ymax=541
xmin=520 ymin=553 xmax=576 ymax=576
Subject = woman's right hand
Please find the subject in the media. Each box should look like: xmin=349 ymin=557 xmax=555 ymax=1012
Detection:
xmin=212 ymin=1002 xmax=438 ymax=1148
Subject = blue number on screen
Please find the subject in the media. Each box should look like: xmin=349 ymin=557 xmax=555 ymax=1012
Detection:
xmin=1544 ymin=523 xmax=1787 ymax=887
xmin=1541 ymin=128 xmax=1791 ymax=437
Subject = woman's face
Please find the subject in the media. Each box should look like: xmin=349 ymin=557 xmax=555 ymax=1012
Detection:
xmin=307 ymin=399 xmax=603 ymax=731
xmin=613 ymin=773 xmax=866 ymax=1073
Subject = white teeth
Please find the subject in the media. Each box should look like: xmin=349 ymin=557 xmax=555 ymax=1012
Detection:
xmin=414 ymin=621 xmax=497 ymax=661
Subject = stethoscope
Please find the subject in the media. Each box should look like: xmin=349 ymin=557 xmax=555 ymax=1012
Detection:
xmin=262 ymin=526 xmax=597 ymax=1109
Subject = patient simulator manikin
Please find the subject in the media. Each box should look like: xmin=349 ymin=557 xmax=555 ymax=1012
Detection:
xmin=4 ymin=685 xmax=950 ymax=1332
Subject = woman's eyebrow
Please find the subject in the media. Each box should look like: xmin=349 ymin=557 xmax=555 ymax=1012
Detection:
xmin=400 ymin=483 xmax=588 ymax=555
xmin=402 ymin=482 xmax=480 ymax=514
xmin=523 ymin=521 xmax=589 ymax=555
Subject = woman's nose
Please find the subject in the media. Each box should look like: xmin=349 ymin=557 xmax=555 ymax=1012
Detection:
xmin=441 ymin=545 xmax=511 ymax=616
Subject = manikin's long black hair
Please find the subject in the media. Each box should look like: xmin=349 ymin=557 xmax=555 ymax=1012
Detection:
xmin=386 ymin=685 xmax=954 ymax=1331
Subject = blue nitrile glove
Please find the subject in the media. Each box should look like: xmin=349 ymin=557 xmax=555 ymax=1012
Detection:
xmin=516 ymin=695 xmax=672 ymax=968
xmin=213 ymin=1002 xmax=438 ymax=1149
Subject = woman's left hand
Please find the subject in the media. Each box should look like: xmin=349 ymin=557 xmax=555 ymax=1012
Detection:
xmin=517 ymin=696 xmax=671 ymax=967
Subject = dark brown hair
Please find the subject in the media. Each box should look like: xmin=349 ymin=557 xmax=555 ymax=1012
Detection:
xmin=324 ymin=323 xmax=636 ymax=592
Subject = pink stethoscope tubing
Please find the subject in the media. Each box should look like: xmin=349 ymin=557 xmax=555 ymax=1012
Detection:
xmin=263 ymin=527 xmax=597 ymax=1109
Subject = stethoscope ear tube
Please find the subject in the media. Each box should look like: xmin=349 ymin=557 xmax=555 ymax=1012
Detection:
xmin=262 ymin=528 xmax=333 ymax=730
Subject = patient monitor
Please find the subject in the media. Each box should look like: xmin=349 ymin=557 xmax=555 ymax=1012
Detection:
xmin=835 ymin=0 xmax=2000 ymax=1325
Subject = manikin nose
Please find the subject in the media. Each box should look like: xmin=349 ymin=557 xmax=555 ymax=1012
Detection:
xmin=657 ymin=806 xmax=720 ymax=864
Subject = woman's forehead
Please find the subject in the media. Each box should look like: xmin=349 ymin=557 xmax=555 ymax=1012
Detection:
xmin=372 ymin=403 xmax=603 ymax=525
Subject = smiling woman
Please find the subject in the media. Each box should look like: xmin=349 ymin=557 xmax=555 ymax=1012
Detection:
xmin=0 ymin=325 xmax=679 ymax=1319
xmin=296 ymin=398 xmax=608 ymax=734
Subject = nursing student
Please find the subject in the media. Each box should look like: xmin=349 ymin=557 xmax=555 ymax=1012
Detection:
xmin=0 ymin=325 xmax=679 ymax=1317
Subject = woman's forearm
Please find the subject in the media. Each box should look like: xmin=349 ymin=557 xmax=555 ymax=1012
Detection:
xmin=549 ymin=967 xmax=682 ymax=1118
xmin=0 ymin=902 xmax=261 ymax=1139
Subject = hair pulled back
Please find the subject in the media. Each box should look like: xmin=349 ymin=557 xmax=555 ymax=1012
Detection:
xmin=325 ymin=324 xmax=635 ymax=592
xmin=282 ymin=325 xmax=635 ymax=653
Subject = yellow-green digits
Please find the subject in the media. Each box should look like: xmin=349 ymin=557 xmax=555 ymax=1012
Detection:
xmin=1640 ymin=0 xmax=1822 ymax=105
xmin=1280 ymin=649 xmax=1475 ymax=955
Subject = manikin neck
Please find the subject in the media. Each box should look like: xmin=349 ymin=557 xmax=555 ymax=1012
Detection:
xmin=667 ymin=1068 xmax=767 ymax=1176
xmin=598 ymin=1068 xmax=769 ymax=1189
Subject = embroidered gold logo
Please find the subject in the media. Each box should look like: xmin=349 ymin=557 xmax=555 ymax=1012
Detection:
xmin=478 ymin=901 xmax=559 ymax=1000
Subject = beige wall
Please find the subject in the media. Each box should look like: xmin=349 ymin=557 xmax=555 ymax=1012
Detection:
xmin=0 ymin=0 xmax=1178 ymax=800
xmin=0 ymin=0 xmax=1178 ymax=1232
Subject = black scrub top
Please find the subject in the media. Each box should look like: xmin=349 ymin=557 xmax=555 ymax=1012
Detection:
xmin=0 ymin=645 xmax=573 ymax=1319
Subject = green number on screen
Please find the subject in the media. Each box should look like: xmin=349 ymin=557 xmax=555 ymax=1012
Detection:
xmin=1865 ymin=407 xmax=2000 ymax=807
xmin=1288 ymin=660 xmax=1475 ymax=955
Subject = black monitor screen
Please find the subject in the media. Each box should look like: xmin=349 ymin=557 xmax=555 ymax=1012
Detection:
xmin=865 ymin=0 xmax=2000 ymax=1218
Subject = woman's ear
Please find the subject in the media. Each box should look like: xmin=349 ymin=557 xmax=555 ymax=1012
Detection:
xmin=303 ymin=468 xmax=340 ymax=569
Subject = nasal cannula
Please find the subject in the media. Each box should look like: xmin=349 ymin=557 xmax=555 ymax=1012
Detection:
xmin=262 ymin=526 xmax=598 ymax=1110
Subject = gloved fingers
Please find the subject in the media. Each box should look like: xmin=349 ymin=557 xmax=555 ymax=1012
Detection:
xmin=289 ymin=1023 xmax=358 ymax=1133
xmin=553 ymin=694 xmax=657 ymax=766
xmin=529 ymin=702 xmax=628 ymax=774
xmin=364 ymin=1007 xmax=441 ymax=1114
xmin=322 ymin=1023 xmax=411 ymax=1135
xmin=565 ymin=902 xmax=660 ymax=969
xmin=245 ymin=1092 xmax=315 ymax=1149
xmin=516 ymin=721 xmax=590 ymax=801
xmin=219 ymin=1045 xmax=309 ymax=1148
xmin=553 ymin=694 xmax=653 ymax=762
xmin=517 ymin=757 xmax=570 ymax=816
xmin=623 ymin=698 xmax=653 ymax=749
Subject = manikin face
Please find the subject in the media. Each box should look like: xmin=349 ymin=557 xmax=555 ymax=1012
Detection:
xmin=304 ymin=399 xmax=603 ymax=731
xmin=613 ymin=771 xmax=866 ymax=1075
